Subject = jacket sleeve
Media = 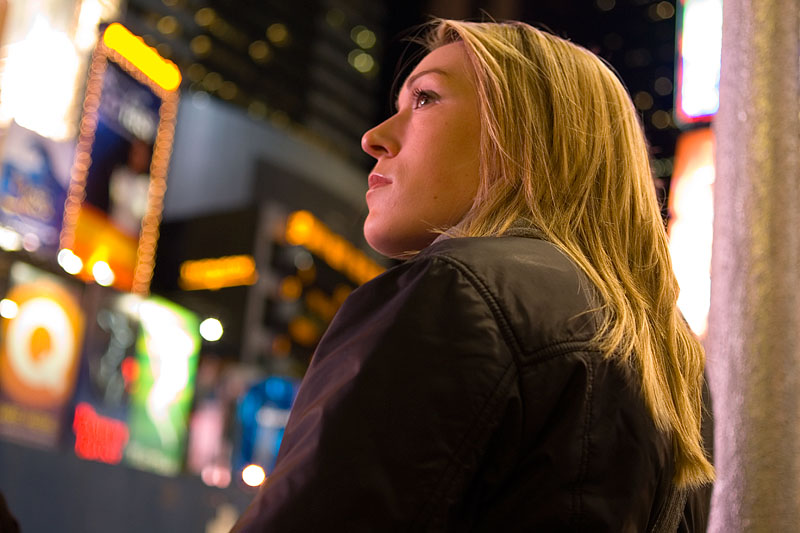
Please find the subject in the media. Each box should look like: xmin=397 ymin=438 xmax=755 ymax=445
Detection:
xmin=231 ymin=254 xmax=517 ymax=532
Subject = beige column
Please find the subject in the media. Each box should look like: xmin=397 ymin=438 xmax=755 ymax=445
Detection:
xmin=707 ymin=0 xmax=800 ymax=530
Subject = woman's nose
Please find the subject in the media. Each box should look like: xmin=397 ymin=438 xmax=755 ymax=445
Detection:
xmin=361 ymin=117 xmax=399 ymax=159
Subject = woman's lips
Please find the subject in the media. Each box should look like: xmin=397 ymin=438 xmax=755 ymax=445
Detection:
xmin=368 ymin=173 xmax=392 ymax=190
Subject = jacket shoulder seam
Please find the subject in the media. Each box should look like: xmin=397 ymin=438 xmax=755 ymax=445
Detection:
xmin=525 ymin=341 xmax=601 ymax=365
xmin=572 ymin=354 xmax=594 ymax=529
xmin=429 ymin=254 xmax=525 ymax=362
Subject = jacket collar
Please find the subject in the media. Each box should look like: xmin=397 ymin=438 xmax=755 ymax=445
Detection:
xmin=430 ymin=220 xmax=546 ymax=246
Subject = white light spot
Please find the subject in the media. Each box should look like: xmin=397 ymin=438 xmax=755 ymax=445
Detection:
xmin=0 ymin=226 xmax=22 ymax=251
xmin=0 ymin=299 xmax=19 ymax=319
xmin=92 ymin=261 xmax=115 ymax=286
xmin=199 ymin=318 xmax=223 ymax=342
xmin=242 ymin=464 xmax=266 ymax=487
xmin=57 ymin=249 xmax=84 ymax=275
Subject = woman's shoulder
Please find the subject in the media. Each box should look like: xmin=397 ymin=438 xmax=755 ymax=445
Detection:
xmin=415 ymin=235 xmax=601 ymax=354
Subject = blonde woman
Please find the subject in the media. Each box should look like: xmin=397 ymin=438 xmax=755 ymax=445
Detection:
xmin=233 ymin=19 xmax=713 ymax=532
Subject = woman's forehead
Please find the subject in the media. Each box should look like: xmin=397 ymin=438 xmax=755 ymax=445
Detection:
xmin=408 ymin=42 xmax=468 ymax=80
xmin=397 ymin=43 xmax=472 ymax=99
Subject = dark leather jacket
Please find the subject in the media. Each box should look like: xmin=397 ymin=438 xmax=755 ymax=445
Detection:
xmin=233 ymin=234 xmax=709 ymax=532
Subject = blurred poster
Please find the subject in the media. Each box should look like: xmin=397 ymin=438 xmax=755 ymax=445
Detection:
xmin=234 ymin=376 xmax=299 ymax=479
xmin=0 ymin=121 xmax=74 ymax=252
xmin=0 ymin=262 xmax=85 ymax=447
xmin=70 ymin=289 xmax=143 ymax=464
xmin=84 ymin=61 xmax=158 ymax=238
xmin=124 ymin=296 xmax=200 ymax=475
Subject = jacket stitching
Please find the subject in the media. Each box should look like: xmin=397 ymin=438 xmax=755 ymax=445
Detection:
xmin=413 ymin=354 xmax=517 ymax=530
xmin=411 ymin=256 xmax=521 ymax=529
xmin=432 ymin=255 xmax=525 ymax=362
xmin=572 ymin=355 xmax=594 ymax=530
xmin=525 ymin=341 xmax=602 ymax=365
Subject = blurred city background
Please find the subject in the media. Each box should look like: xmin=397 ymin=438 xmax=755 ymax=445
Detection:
xmin=0 ymin=0 xmax=718 ymax=531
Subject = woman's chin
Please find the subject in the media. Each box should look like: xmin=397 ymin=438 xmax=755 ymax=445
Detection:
xmin=364 ymin=230 xmax=402 ymax=259
xmin=364 ymin=226 xmax=435 ymax=259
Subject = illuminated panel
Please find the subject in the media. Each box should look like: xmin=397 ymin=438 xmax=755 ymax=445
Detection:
xmin=0 ymin=268 xmax=84 ymax=407
xmin=102 ymin=23 xmax=181 ymax=92
xmin=124 ymin=297 xmax=200 ymax=475
xmin=285 ymin=210 xmax=384 ymax=285
xmin=0 ymin=262 xmax=85 ymax=448
xmin=60 ymin=23 xmax=180 ymax=295
xmin=675 ymin=0 xmax=723 ymax=125
xmin=179 ymin=255 xmax=258 ymax=291
xmin=667 ymin=128 xmax=715 ymax=337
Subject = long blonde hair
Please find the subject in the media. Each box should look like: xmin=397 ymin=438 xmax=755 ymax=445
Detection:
xmin=423 ymin=19 xmax=714 ymax=488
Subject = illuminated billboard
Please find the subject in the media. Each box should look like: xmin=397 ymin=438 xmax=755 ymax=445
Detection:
xmin=667 ymin=127 xmax=715 ymax=337
xmin=0 ymin=262 xmax=85 ymax=447
xmin=60 ymin=23 xmax=180 ymax=294
xmin=124 ymin=296 xmax=200 ymax=475
xmin=675 ymin=0 xmax=723 ymax=125
xmin=0 ymin=0 xmax=120 ymax=253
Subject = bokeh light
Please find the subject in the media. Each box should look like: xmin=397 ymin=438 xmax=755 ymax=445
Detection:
xmin=199 ymin=318 xmax=223 ymax=342
xmin=57 ymin=249 xmax=84 ymax=275
xmin=242 ymin=464 xmax=266 ymax=487
xmin=0 ymin=299 xmax=19 ymax=320
xmin=92 ymin=261 xmax=115 ymax=286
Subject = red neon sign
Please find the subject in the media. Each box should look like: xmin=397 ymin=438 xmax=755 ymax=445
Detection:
xmin=73 ymin=402 xmax=130 ymax=464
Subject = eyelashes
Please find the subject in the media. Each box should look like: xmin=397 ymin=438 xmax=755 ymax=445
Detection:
xmin=392 ymin=88 xmax=439 ymax=112
xmin=411 ymin=88 xmax=437 ymax=109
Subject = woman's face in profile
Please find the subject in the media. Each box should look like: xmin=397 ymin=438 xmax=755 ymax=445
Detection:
xmin=361 ymin=42 xmax=481 ymax=258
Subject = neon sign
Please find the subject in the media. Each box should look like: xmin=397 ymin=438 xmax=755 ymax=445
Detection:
xmin=285 ymin=210 xmax=384 ymax=285
xmin=179 ymin=255 xmax=258 ymax=291
xmin=667 ymin=128 xmax=715 ymax=337
xmin=675 ymin=0 xmax=723 ymax=125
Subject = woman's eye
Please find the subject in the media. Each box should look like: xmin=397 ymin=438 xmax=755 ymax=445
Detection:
xmin=412 ymin=88 xmax=435 ymax=109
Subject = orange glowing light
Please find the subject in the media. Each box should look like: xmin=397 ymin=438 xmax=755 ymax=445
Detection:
xmin=70 ymin=205 xmax=138 ymax=290
xmin=284 ymin=211 xmax=384 ymax=285
xmin=179 ymin=255 xmax=258 ymax=291
xmin=288 ymin=316 xmax=320 ymax=347
xmin=102 ymin=23 xmax=181 ymax=92
xmin=285 ymin=211 xmax=315 ymax=246
xmin=279 ymin=276 xmax=303 ymax=301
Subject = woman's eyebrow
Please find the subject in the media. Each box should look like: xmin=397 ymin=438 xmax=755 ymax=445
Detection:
xmin=395 ymin=68 xmax=449 ymax=109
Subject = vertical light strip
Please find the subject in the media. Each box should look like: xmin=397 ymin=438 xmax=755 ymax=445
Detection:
xmin=131 ymin=90 xmax=179 ymax=295
xmin=59 ymin=42 xmax=108 ymax=254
